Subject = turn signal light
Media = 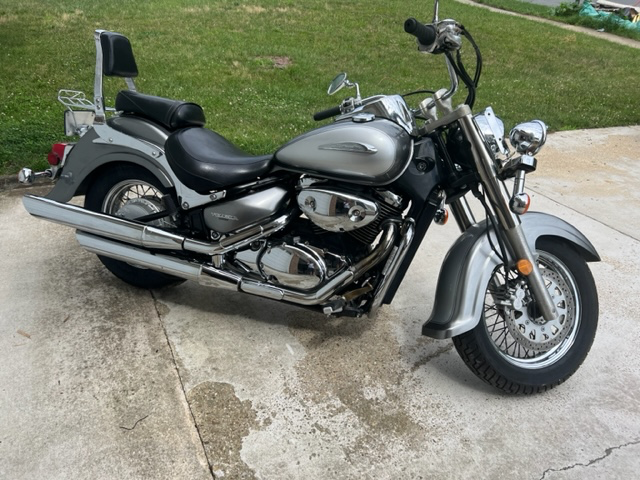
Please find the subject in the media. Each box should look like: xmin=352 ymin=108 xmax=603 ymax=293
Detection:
xmin=516 ymin=259 xmax=533 ymax=276
xmin=435 ymin=208 xmax=449 ymax=225
xmin=510 ymin=192 xmax=531 ymax=215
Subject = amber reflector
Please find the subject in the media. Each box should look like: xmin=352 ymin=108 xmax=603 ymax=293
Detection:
xmin=516 ymin=259 xmax=534 ymax=276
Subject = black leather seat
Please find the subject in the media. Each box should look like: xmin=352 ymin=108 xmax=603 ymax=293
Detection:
xmin=165 ymin=127 xmax=273 ymax=192
xmin=115 ymin=90 xmax=206 ymax=131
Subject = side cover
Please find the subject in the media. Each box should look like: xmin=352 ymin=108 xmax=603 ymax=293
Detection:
xmin=422 ymin=212 xmax=600 ymax=339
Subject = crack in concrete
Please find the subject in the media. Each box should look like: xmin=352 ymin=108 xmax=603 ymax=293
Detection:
xmin=150 ymin=290 xmax=216 ymax=480
xmin=538 ymin=439 xmax=640 ymax=480
xmin=411 ymin=343 xmax=454 ymax=372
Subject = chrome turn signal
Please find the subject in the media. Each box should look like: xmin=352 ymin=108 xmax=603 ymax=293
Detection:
xmin=434 ymin=207 xmax=449 ymax=225
xmin=510 ymin=192 xmax=531 ymax=215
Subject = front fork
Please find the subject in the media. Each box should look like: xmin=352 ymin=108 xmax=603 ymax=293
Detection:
xmin=451 ymin=114 xmax=557 ymax=322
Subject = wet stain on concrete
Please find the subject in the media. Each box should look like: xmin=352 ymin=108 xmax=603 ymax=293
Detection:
xmin=411 ymin=343 xmax=454 ymax=372
xmin=188 ymin=381 xmax=258 ymax=479
xmin=285 ymin=310 xmax=441 ymax=459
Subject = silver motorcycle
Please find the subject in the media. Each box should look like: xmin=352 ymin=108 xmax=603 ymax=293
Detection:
xmin=19 ymin=1 xmax=599 ymax=394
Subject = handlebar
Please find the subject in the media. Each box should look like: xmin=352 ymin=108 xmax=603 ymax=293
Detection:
xmin=404 ymin=18 xmax=436 ymax=48
xmin=313 ymin=105 xmax=342 ymax=121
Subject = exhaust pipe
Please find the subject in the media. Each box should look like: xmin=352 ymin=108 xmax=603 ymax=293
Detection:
xmin=75 ymin=221 xmax=400 ymax=307
xmin=76 ymin=231 xmax=355 ymax=304
xmin=23 ymin=195 xmax=290 ymax=255
xmin=76 ymin=231 xmax=241 ymax=290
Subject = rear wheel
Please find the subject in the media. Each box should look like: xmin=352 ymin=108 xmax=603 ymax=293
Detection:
xmin=84 ymin=165 xmax=185 ymax=289
xmin=453 ymin=239 xmax=598 ymax=394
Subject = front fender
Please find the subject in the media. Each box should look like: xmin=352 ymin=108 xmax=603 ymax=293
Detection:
xmin=421 ymin=212 xmax=599 ymax=339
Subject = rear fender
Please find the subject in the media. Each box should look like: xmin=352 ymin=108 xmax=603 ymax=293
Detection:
xmin=46 ymin=127 xmax=174 ymax=203
xmin=422 ymin=212 xmax=600 ymax=339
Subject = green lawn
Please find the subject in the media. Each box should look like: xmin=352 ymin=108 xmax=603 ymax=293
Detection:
xmin=1 ymin=0 xmax=639 ymax=175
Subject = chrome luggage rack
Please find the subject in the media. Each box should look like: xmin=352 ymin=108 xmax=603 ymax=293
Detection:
xmin=58 ymin=89 xmax=97 ymax=137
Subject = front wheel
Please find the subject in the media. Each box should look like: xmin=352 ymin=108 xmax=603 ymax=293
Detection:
xmin=453 ymin=239 xmax=598 ymax=394
xmin=84 ymin=165 xmax=185 ymax=289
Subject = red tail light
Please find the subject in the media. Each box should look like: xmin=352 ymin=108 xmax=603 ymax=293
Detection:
xmin=47 ymin=143 xmax=68 ymax=166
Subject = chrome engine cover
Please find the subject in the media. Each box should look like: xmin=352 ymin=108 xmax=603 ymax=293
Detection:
xmin=297 ymin=187 xmax=378 ymax=232
xmin=234 ymin=241 xmax=348 ymax=291
xmin=260 ymin=243 xmax=325 ymax=290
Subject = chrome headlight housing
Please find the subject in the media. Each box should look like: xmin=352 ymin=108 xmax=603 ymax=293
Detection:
xmin=474 ymin=107 xmax=509 ymax=157
xmin=509 ymin=120 xmax=547 ymax=155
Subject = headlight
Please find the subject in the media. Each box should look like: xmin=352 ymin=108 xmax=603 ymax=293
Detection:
xmin=509 ymin=120 xmax=547 ymax=155
xmin=474 ymin=107 xmax=508 ymax=156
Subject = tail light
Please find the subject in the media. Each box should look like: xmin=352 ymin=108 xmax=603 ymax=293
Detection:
xmin=47 ymin=143 xmax=68 ymax=166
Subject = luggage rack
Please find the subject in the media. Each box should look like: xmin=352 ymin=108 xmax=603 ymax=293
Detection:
xmin=57 ymin=89 xmax=115 ymax=136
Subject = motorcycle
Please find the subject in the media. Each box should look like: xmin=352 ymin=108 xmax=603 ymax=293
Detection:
xmin=18 ymin=0 xmax=599 ymax=394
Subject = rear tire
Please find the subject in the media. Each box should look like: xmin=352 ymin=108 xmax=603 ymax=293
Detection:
xmin=84 ymin=165 xmax=185 ymax=289
xmin=453 ymin=239 xmax=598 ymax=394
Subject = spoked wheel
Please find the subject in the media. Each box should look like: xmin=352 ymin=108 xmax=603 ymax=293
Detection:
xmin=453 ymin=239 xmax=598 ymax=394
xmin=84 ymin=165 xmax=185 ymax=289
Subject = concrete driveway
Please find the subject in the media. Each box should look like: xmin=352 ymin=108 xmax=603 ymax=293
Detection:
xmin=2 ymin=126 xmax=640 ymax=479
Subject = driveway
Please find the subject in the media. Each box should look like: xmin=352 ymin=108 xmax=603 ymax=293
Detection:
xmin=1 ymin=126 xmax=640 ymax=479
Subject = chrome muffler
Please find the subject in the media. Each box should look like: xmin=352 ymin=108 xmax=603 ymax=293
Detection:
xmin=23 ymin=194 xmax=290 ymax=255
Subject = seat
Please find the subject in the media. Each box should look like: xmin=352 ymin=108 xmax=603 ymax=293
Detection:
xmin=95 ymin=31 xmax=205 ymax=130
xmin=165 ymin=127 xmax=273 ymax=192
xmin=115 ymin=90 xmax=206 ymax=131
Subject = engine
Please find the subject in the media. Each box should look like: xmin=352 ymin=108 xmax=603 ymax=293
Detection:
xmin=296 ymin=178 xmax=405 ymax=245
xmin=230 ymin=179 xmax=404 ymax=292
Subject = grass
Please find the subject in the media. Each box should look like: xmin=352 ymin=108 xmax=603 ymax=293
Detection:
xmin=1 ymin=0 xmax=639 ymax=176
xmin=474 ymin=0 xmax=640 ymax=40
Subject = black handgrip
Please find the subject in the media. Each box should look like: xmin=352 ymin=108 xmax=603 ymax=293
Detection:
xmin=404 ymin=18 xmax=436 ymax=46
xmin=313 ymin=105 xmax=342 ymax=121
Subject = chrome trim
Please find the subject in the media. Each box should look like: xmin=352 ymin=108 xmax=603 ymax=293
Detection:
xmin=368 ymin=219 xmax=415 ymax=317
xmin=449 ymin=196 xmax=476 ymax=232
xmin=75 ymin=222 xmax=401 ymax=309
xmin=510 ymin=120 xmax=547 ymax=155
xmin=474 ymin=107 xmax=508 ymax=156
xmin=93 ymin=30 xmax=106 ymax=123
xmin=338 ymin=95 xmax=416 ymax=135
xmin=18 ymin=168 xmax=52 ymax=185
xmin=22 ymin=195 xmax=292 ymax=256
xmin=258 ymin=243 xmax=327 ymax=290
xmin=297 ymin=188 xmax=379 ymax=232
xmin=318 ymin=142 xmax=378 ymax=154
xmin=420 ymin=104 xmax=471 ymax=135
xmin=457 ymin=113 xmax=557 ymax=321
xmin=352 ymin=222 xmax=398 ymax=282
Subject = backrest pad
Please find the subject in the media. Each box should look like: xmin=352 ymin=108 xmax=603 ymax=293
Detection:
xmin=100 ymin=31 xmax=138 ymax=78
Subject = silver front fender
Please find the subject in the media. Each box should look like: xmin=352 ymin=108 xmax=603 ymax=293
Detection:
xmin=422 ymin=212 xmax=599 ymax=339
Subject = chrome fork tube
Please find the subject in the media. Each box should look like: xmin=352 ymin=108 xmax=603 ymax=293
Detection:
xmin=449 ymin=196 xmax=476 ymax=232
xmin=457 ymin=114 xmax=557 ymax=321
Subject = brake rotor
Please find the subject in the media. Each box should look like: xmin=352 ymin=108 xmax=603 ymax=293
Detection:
xmin=504 ymin=269 xmax=576 ymax=352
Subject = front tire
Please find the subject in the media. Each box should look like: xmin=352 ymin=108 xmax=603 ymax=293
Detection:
xmin=84 ymin=165 xmax=185 ymax=289
xmin=453 ymin=239 xmax=598 ymax=394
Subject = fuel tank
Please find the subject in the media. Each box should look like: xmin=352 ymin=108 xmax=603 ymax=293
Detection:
xmin=275 ymin=118 xmax=413 ymax=186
